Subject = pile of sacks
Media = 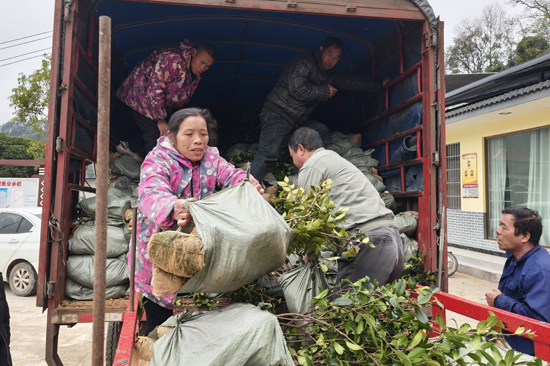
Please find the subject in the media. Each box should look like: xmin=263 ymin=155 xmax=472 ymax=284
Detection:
xmin=394 ymin=211 xmax=419 ymax=262
xmin=323 ymin=132 xmax=398 ymax=213
xmin=65 ymin=156 xmax=140 ymax=300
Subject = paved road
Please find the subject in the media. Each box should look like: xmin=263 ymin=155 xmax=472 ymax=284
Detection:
xmin=5 ymin=272 xmax=498 ymax=366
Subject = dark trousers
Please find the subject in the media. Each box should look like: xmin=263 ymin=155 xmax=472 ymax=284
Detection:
xmin=0 ymin=273 xmax=12 ymax=366
xmin=127 ymin=110 xmax=161 ymax=156
xmin=250 ymin=107 xmax=330 ymax=181
xmin=335 ymin=226 xmax=404 ymax=291
xmin=144 ymin=299 xmax=173 ymax=336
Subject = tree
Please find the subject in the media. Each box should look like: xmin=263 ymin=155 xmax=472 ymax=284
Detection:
xmin=0 ymin=121 xmax=45 ymax=140
xmin=8 ymin=56 xmax=50 ymax=160
xmin=0 ymin=133 xmax=37 ymax=178
xmin=446 ymin=3 xmax=518 ymax=73
xmin=510 ymin=35 xmax=550 ymax=65
xmin=510 ymin=0 xmax=550 ymax=42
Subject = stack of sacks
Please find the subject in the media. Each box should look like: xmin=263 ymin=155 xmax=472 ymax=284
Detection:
xmin=324 ymin=131 xmax=397 ymax=213
xmin=66 ymin=172 xmax=139 ymax=300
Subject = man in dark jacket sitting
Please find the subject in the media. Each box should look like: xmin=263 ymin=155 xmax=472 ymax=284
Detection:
xmin=250 ymin=36 xmax=386 ymax=181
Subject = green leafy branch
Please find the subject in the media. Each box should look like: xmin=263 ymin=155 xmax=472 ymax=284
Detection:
xmin=277 ymin=278 xmax=542 ymax=366
xmin=274 ymin=178 xmax=371 ymax=262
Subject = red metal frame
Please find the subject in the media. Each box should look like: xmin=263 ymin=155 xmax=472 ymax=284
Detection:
xmin=426 ymin=291 xmax=550 ymax=361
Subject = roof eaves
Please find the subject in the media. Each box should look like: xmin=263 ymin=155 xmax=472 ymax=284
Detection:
xmin=446 ymin=52 xmax=550 ymax=100
xmin=445 ymin=79 xmax=550 ymax=119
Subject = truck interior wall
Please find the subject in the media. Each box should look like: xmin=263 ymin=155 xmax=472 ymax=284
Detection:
xmin=67 ymin=0 xmax=430 ymax=231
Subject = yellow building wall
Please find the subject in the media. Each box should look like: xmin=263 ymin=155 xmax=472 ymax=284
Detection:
xmin=446 ymin=108 xmax=550 ymax=213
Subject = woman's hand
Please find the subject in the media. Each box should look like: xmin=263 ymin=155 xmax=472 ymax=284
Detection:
xmin=173 ymin=198 xmax=197 ymax=226
xmin=157 ymin=120 xmax=170 ymax=137
xmin=250 ymin=177 xmax=265 ymax=195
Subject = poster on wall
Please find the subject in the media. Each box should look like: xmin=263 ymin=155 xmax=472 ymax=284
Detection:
xmin=462 ymin=153 xmax=478 ymax=198
xmin=0 ymin=178 xmax=40 ymax=208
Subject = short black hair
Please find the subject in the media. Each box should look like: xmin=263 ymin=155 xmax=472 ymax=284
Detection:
xmin=288 ymin=127 xmax=324 ymax=152
xmin=502 ymin=207 xmax=543 ymax=245
xmin=168 ymin=107 xmax=218 ymax=146
xmin=322 ymin=36 xmax=345 ymax=53
xmin=195 ymin=42 xmax=216 ymax=59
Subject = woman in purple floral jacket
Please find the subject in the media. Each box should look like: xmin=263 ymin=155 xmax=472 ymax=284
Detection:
xmin=115 ymin=41 xmax=216 ymax=162
xmin=134 ymin=107 xmax=263 ymax=334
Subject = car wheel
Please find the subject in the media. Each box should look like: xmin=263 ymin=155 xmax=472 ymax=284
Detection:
xmin=9 ymin=262 xmax=37 ymax=297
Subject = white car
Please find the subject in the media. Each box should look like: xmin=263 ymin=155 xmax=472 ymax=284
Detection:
xmin=0 ymin=207 xmax=42 ymax=296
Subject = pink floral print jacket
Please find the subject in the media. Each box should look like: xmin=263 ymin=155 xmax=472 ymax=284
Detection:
xmin=133 ymin=136 xmax=249 ymax=308
xmin=116 ymin=40 xmax=199 ymax=121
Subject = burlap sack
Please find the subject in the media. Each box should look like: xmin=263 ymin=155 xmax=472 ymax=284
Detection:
xmin=151 ymin=266 xmax=187 ymax=298
xmin=131 ymin=337 xmax=155 ymax=366
xmin=147 ymin=232 xmax=205 ymax=278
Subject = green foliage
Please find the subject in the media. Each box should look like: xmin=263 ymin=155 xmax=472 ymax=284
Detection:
xmin=401 ymin=250 xmax=438 ymax=286
xmin=8 ymin=56 xmax=50 ymax=160
xmin=275 ymin=178 xmax=368 ymax=262
xmin=0 ymin=133 xmax=37 ymax=178
xmin=230 ymin=282 xmax=284 ymax=314
xmin=191 ymin=293 xmax=219 ymax=311
xmin=225 ymin=145 xmax=294 ymax=182
xmin=226 ymin=150 xmax=257 ymax=169
xmin=511 ymin=36 xmax=550 ymax=65
xmin=279 ymin=278 xmax=542 ymax=366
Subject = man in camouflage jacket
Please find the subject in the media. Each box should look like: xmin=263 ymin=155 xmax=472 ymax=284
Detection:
xmin=251 ymin=36 xmax=385 ymax=181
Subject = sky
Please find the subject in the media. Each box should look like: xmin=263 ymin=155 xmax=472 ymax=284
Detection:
xmin=0 ymin=0 xmax=524 ymax=126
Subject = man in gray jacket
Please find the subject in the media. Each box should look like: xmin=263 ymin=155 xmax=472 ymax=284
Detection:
xmin=251 ymin=36 xmax=385 ymax=181
xmin=289 ymin=127 xmax=404 ymax=287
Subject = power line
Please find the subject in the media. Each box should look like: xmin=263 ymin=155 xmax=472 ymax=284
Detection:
xmin=0 ymin=48 xmax=51 ymax=63
xmin=0 ymin=53 xmax=51 ymax=68
xmin=0 ymin=36 xmax=52 ymax=51
xmin=0 ymin=31 xmax=53 ymax=46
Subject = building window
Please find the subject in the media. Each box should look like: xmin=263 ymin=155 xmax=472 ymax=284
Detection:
xmin=487 ymin=127 xmax=550 ymax=246
xmin=446 ymin=143 xmax=461 ymax=210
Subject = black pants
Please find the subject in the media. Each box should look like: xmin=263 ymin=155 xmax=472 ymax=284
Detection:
xmin=0 ymin=273 xmax=12 ymax=366
xmin=127 ymin=110 xmax=161 ymax=156
xmin=144 ymin=299 xmax=173 ymax=336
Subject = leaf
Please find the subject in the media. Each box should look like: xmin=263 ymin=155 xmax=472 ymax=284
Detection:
xmin=417 ymin=294 xmax=431 ymax=305
xmin=504 ymin=349 xmax=515 ymax=365
xmin=332 ymin=297 xmax=353 ymax=306
xmin=407 ymin=331 xmax=424 ymax=350
xmin=514 ymin=326 xmax=525 ymax=335
xmin=395 ymin=350 xmax=413 ymax=366
xmin=395 ymin=279 xmax=406 ymax=296
xmin=407 ymin=347 xmax=425 ymax=360
xmin=415 ymin=308 xmax=429 ymax=324
xmin=436 ymin=341 xmax=451 ymax=353
xmin=345 ymin=341 xmax=362 ymax=352
xmin=333 ymin=342 xmax=345 ymax=355
xmin=471 ymin=334 xmax=482 ymax=350
xmin=491 ymin=346 xmax=503 ymax=363
xmin=389 ymin=297 xmax=400 ymax=309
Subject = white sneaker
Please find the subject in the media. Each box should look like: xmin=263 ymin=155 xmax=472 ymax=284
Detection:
xmin=116 ymin=141 xmax=144 ymax=163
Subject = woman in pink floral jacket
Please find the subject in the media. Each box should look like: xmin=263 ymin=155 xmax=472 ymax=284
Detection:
xmin=134 ymin=107 xmax=263 ymax=334
xmin=115 ymin=40 xmax=216 ymax=162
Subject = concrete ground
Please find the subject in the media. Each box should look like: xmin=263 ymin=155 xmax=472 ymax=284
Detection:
xmin=5 ymin=272 xmax=499 ymax=366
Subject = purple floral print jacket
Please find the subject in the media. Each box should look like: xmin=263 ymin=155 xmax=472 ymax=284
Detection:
xmin=116 ymin=40 xmax=199 ymax=121
xmin=133 ymin=136 xmax=249 ymax=308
